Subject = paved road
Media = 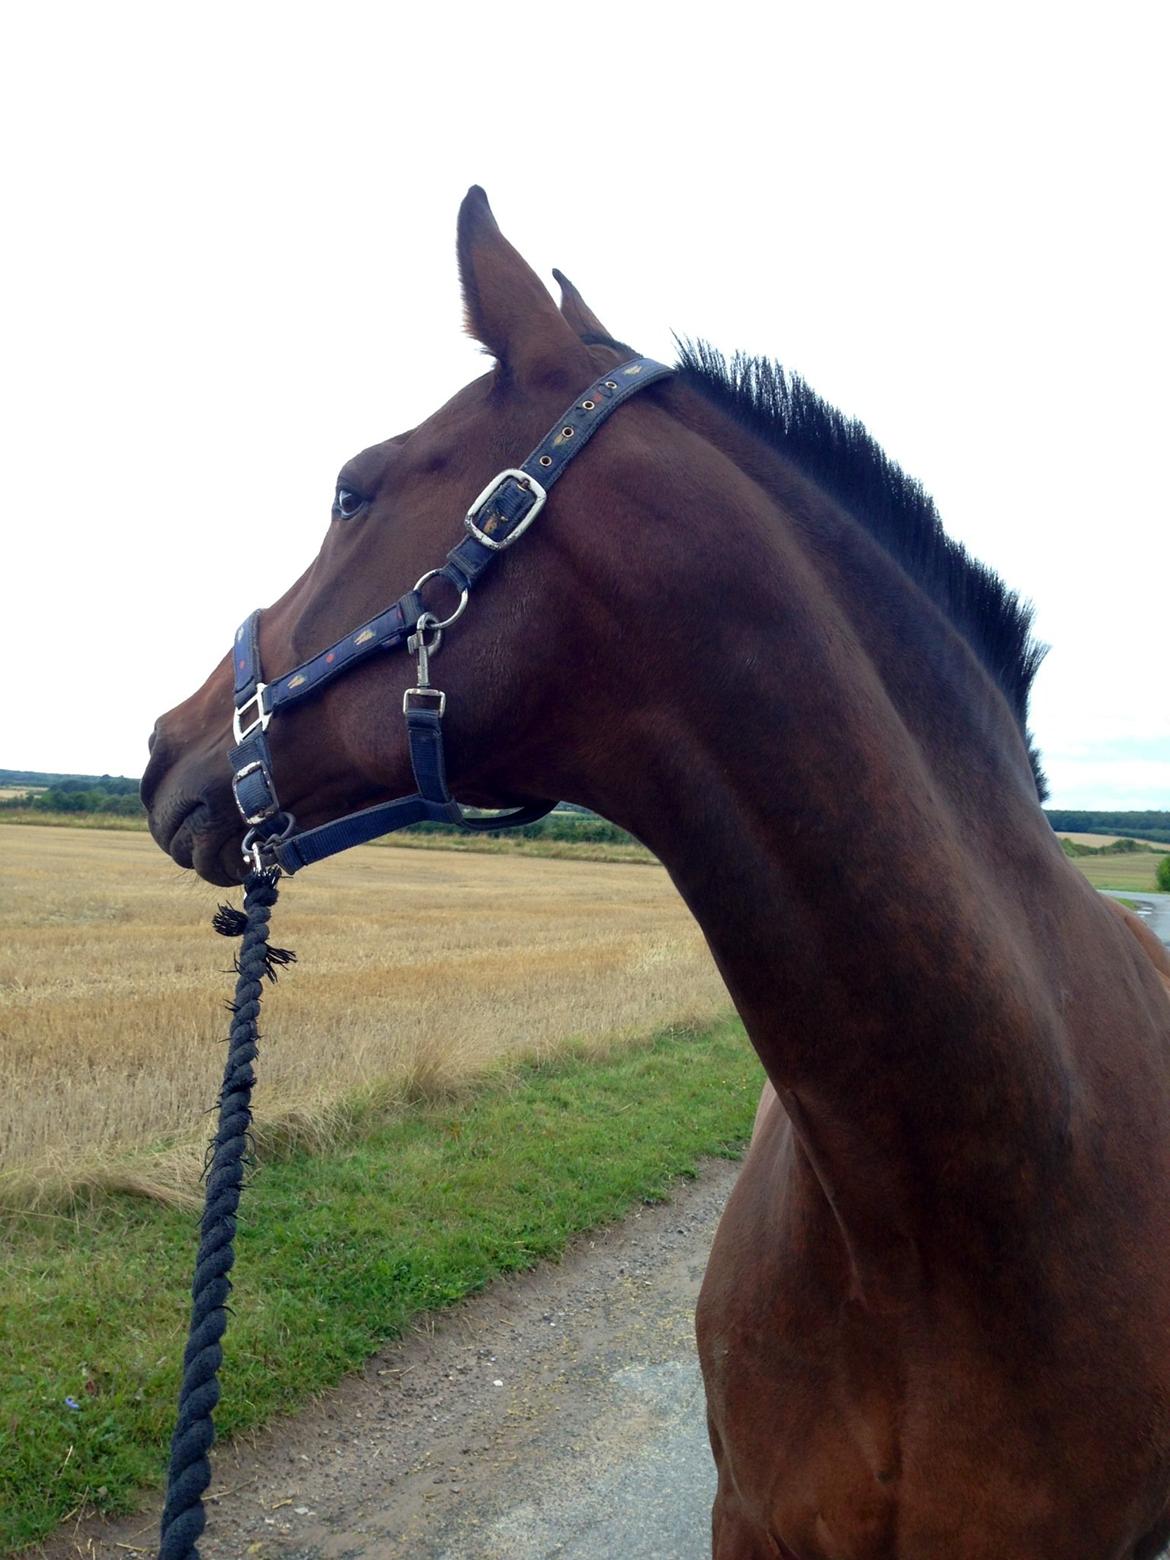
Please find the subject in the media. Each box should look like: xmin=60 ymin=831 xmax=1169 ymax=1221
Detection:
xmin=1102 ymin=890 xmax=1170 ymax=949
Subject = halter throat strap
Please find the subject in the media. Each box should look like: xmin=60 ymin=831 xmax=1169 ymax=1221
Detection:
xmin=228 ymin=356 xmax=672 ymax=873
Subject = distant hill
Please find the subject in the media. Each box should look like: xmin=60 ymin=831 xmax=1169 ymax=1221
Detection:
xmin=0 ymin=768 xmax=141 ymax=789
xmin=1044 ymin=810 xmax=1170 ymax=845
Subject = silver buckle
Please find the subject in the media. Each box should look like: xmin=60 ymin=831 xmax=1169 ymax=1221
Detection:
xmin=403 ymin=687 xmax=447 ymax=717
xmin=464 ymin=469 xmax=547 ymax=550
xmin=232 ymin=760 xmax=278 ymax=825
xmin=232 ymin=682 xmax=271 ymax=744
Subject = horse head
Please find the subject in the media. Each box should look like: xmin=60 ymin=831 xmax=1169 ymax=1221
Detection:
xmin=141 ymin=188 xmax=684 ymax=885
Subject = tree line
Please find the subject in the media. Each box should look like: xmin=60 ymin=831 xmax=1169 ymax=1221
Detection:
xmin=3 ymin=772 xmax=1167 ymax=851
xmin=0 ymin=775 xmax=144 ymax=815
xmin=0 ymin=772 xmax=637 ymax=841
xmin=1044 ymin=810 xmax=1170 ymax=844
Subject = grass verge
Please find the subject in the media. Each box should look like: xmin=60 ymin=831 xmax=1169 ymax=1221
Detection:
xmin=0 ymin=1015 xmax=758 ymax=1553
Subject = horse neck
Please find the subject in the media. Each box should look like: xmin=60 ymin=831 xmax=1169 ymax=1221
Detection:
xmin=555 ymin=398 xmax=1085 ymax=1275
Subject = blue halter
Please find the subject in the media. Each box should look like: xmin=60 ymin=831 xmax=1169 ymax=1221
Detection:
xmin=228 ymin=356 xmax=672 ymax=874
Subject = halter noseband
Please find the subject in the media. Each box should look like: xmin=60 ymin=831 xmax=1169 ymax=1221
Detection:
xmin=227 ymin=357 xmax=672 ymax=874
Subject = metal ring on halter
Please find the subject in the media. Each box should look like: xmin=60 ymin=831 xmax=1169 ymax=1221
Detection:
xmin=412 ymin=568 xmax=469 ymax=631
xmin=241 ymin=811 xmax=296 ymax=869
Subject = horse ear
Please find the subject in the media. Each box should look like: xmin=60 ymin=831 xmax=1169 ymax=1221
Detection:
xmin=552 ymin=268 xmax=613 ymax=341
xmin=457 ymin=187 xmax=590 ymax=383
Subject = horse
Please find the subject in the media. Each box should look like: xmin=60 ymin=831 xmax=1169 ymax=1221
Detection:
xmin=141 ymin=187 xmax=1170 ymax=1560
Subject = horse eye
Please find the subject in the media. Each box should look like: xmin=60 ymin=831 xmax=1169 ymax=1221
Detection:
xmin=335 ymin=487 xmax=365 ymax=519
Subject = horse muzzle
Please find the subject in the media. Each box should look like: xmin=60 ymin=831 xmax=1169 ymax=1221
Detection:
xmin=142 ymin=726 xmax=248 ymax=885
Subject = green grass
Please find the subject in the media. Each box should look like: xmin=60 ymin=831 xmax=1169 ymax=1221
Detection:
xmin=0 ymin=1016 xmax=758 ymax=1552
xmin=1069 ymin=852 xmax=1168 ymax=892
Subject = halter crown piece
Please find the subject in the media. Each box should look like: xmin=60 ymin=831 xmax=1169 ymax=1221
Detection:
xmin=228 ymin=357 xmax=672 ymax=873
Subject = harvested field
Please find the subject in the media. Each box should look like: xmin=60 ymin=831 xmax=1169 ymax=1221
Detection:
xmin=1056 ymin=832 xmax=1169 ymax=850
xmin=0 ymin=825 xmax=728 ymax=1206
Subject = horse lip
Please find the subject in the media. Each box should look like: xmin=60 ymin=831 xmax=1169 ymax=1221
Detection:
xmin=162 ymin=803 xmax=203 ymax=867
xmin=150 ymin=795 xmax=208 ymax=858
xmin=157 ymin=800 xmax=245 ymax=885
xmin=194 ymin=831 xmax=247 ymax=888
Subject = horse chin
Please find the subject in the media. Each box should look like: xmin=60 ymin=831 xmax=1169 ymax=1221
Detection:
xmin=150 ymin=796 xmax=248 ymax=887
xmin=193 ymin=834 xmax=249 ymax=888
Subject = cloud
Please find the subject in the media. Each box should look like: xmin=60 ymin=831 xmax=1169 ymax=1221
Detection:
xmin=1041 ymin=738 xmax=1170 ymax=809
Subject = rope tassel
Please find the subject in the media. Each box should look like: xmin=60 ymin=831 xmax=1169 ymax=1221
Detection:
xmin=158 ymin=868 xmax=286 ymax=1560
xmin=212 ymin=901 xmax=296 ymax=982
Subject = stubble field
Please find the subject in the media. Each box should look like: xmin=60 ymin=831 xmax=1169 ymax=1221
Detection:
xmin=0 ymin=824 xmax=729 ymax=1208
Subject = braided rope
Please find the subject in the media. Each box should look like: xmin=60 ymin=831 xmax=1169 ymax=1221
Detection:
xmin=158 ymin=867 xmax=283 ymax=1560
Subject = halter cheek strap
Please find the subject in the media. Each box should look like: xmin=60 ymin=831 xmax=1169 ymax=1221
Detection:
xmin=228 ymin=356 xmax=672 ymax=873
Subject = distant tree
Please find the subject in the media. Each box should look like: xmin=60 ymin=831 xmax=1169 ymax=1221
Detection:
xmin=1157 ymin=856 xmax=1170 ymax=893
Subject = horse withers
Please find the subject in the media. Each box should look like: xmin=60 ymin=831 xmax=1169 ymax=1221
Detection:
xmin=142 ymin=188 xmax=1170 ymax=1560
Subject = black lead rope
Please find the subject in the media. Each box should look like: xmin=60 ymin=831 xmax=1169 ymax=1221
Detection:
xmin=158 ymin=868 xmax=293 ymax=1560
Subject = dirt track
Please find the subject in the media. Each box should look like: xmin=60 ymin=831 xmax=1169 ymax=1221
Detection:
xmin=36 ymin=1159 xmax=739 ymax=1560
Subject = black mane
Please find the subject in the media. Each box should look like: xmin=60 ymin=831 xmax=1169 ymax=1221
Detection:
xmin=675 ymin=340 xmax=1048 ymax=797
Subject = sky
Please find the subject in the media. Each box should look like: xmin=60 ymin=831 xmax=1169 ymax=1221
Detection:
xmin=1 ymin=1 xmax=1166 ymax=810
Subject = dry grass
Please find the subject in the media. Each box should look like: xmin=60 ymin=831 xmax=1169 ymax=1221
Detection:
xmin=368 ymin=828 xmax=655 ymax=862
xmin=0 ymin=825 xmax=728 ymax=1209
xmin=0 ymin=807 xmax=149 ymax=830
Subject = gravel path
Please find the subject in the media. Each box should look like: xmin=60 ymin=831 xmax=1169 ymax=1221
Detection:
xmin=36 ymin=1159 xmax=740 ymax=1560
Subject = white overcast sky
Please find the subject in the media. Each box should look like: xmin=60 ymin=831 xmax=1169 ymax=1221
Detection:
xmin=1 ymin=1 xmax=1166 ymax=809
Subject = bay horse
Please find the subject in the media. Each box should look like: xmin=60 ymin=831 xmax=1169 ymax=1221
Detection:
xmin=141 ymin=188 xmax=1170 ymax=1559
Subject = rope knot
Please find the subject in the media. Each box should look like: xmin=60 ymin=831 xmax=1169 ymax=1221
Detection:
xmin=212 ymin=876 xmax=296 ymax=982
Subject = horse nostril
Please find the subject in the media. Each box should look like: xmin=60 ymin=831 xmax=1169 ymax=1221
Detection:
xmin=141 ymin=722 xmax=171 ymax=811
